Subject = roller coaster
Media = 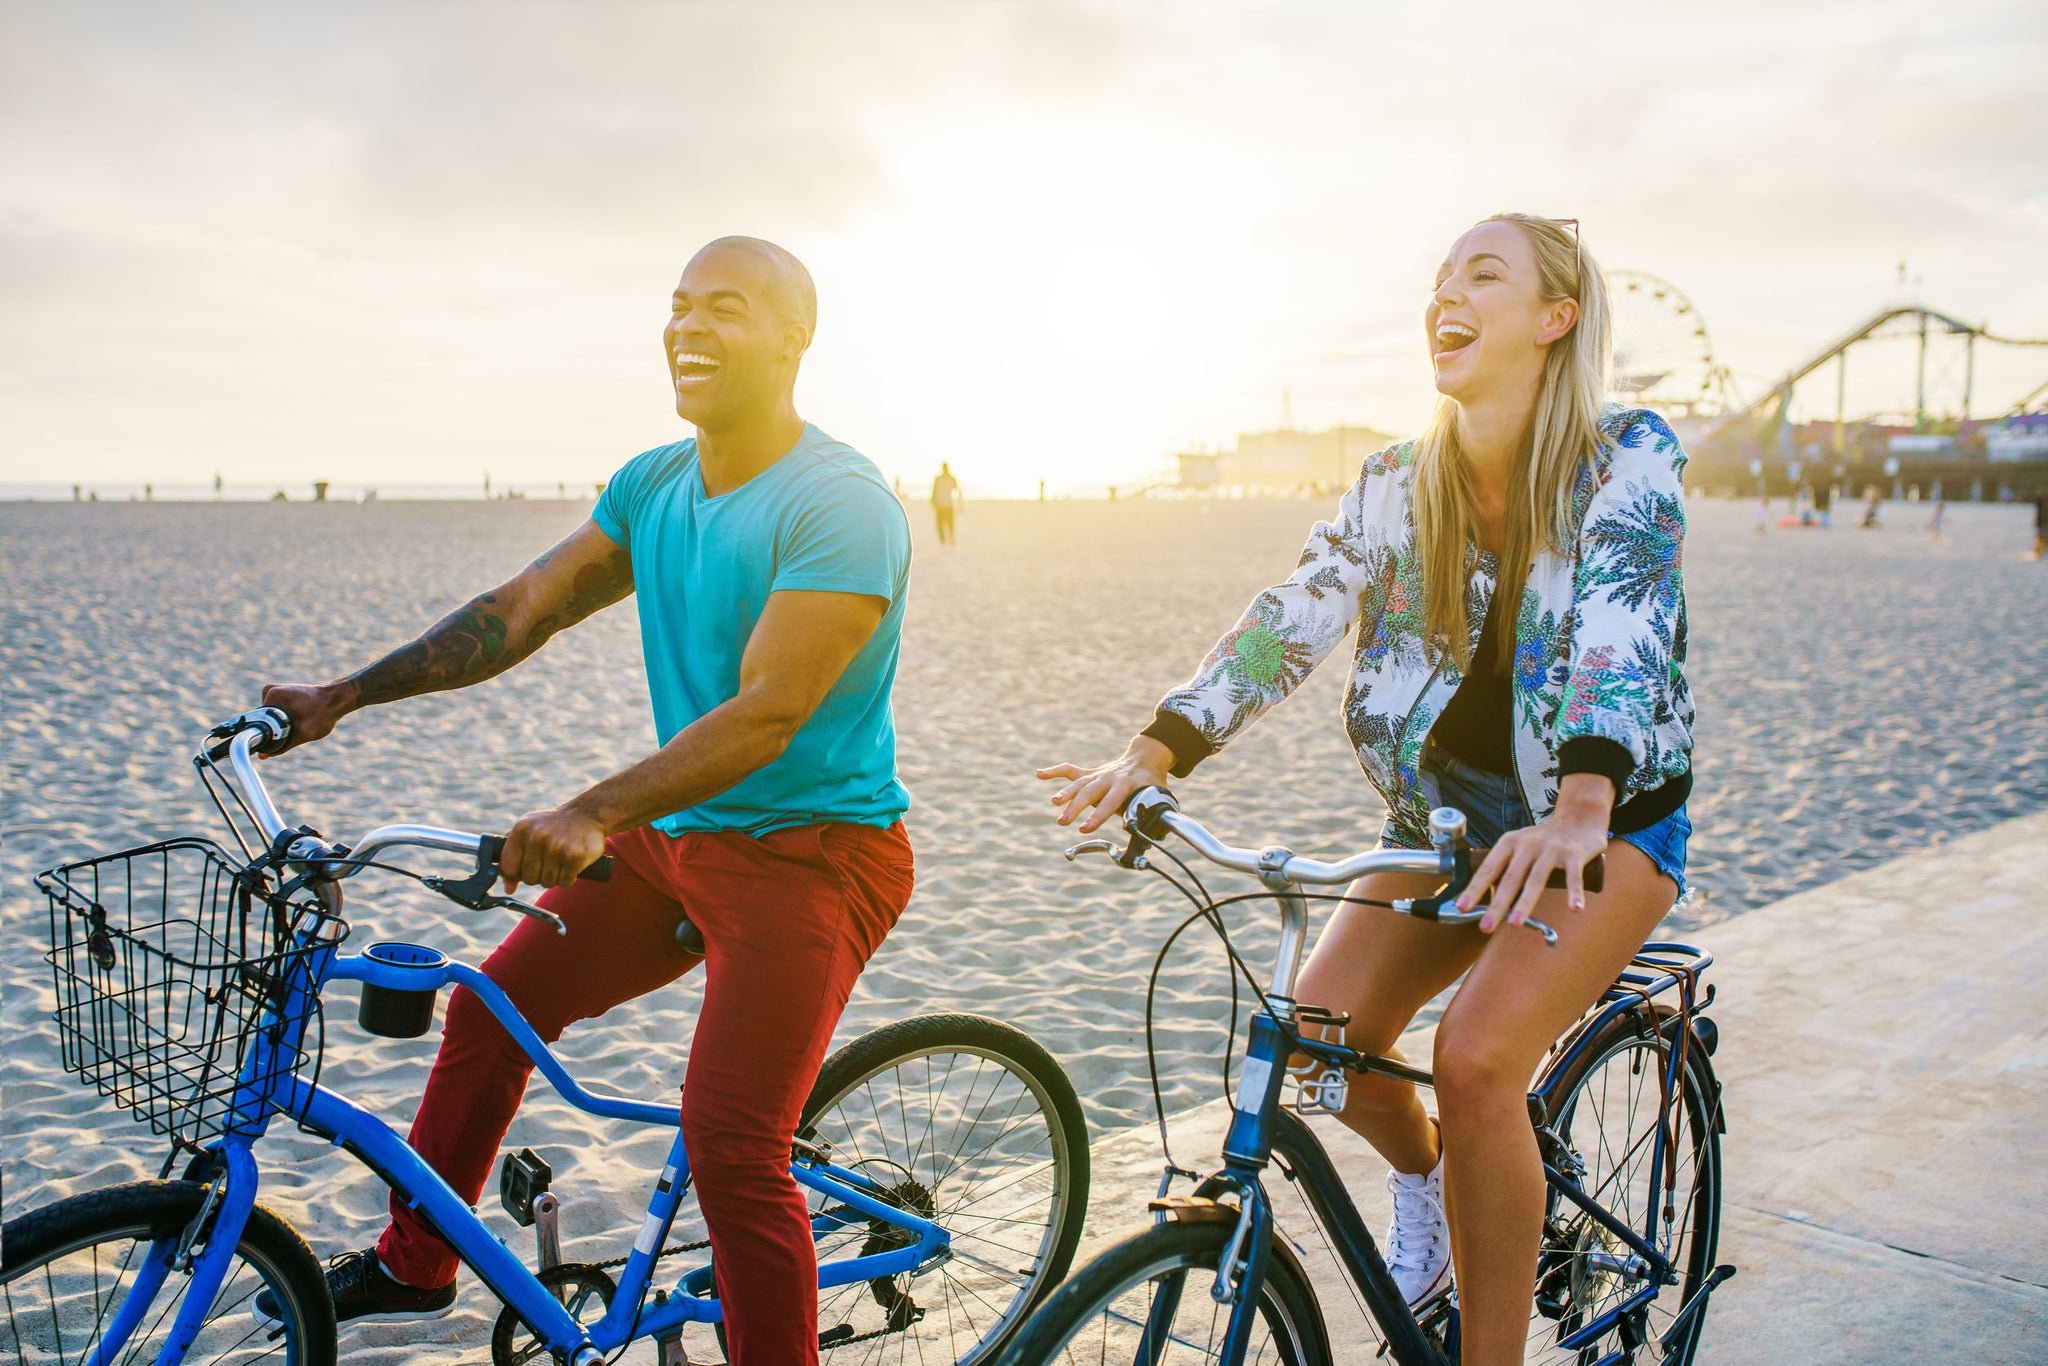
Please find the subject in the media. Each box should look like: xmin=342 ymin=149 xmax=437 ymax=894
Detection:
xmin=1699 ymin=304 xmax=2048 ymax=442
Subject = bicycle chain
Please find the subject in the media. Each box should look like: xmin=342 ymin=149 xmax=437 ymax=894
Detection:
xmin=578 ymin=1224 xmax=923 ymax=1351
xmin=589 ymin=1238 xmax=709 ymax=1271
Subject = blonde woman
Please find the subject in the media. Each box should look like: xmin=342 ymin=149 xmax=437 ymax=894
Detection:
xmin=1038 ymin=214 xmax=1693 ymax=1364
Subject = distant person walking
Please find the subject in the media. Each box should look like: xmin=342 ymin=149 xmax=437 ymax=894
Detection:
xmin=2031 ymin=491 xmax=2046 ymax=559
xmin=931 ymin=462 xmax=961 ymax=545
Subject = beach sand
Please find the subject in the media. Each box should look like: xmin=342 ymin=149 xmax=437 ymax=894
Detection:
xmin=3 ymin=493 xmax=2043 ymax=1360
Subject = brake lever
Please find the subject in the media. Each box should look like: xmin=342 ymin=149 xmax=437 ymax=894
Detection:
xmin=1396 ymin=890 xmax=1559 ymax=946
xmin=1061 ymin=826 xmax=1153 ymax=869
xmin=422 ymin=852 xmax=570 ymax=936
xmin=485 ymin=895 xmax=567 ymax=936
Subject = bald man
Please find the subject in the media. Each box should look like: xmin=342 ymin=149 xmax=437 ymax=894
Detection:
xmin=256 ymin=238 xmax=915 ymax=1365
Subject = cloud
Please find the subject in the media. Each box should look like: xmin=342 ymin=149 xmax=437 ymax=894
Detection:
xmin=3 ymin=0 xmax=2045 ymax=491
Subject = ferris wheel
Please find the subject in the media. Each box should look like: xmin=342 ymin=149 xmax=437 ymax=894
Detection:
xmin=1607 ymin=270 xmax=1727 ymax=415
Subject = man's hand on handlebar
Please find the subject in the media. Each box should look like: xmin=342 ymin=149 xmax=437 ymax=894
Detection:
xmin=257 ymin=682 xmax=355 ymax=755
xmin=500 ymin=806 xmax=610 ymax=893
xmin=1036 ymin=736 xmax=1176 ymax=834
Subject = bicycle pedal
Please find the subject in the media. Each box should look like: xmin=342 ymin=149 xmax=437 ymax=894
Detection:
xmin=499 ymin=1147 xmax=553 ymax=1227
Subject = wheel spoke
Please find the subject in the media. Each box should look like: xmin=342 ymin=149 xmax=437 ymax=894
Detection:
xmin=1530 ymin=1025 xmax=1719 ymax=1363
xmin=798 ymin=1024 xmax=1083 ymax=1361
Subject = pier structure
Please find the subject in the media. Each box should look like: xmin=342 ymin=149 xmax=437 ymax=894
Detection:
xmin=1159 ymin=282 xmax=2048 ymax=502
xmin=1685 ymin=303 xmax=2048 ymax=499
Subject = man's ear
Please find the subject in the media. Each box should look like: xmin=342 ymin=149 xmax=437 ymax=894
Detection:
xmin=1536 ymin=297 xmax=1579 ymax=347
xmin=781 ymin=322 xmax=813 ymax=362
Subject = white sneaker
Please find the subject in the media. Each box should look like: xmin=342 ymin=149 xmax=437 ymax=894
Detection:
xmin=1383 ymin=1160 xmax=1452 ymax=1307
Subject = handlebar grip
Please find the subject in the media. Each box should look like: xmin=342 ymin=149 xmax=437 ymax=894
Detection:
xmin=476 ymin=834 xmax=614 ymax=882
xmin=1539 ymin=854 xmax=1603 ymax=892
xmin=1470 ymin=851 xmax=1605 ymax=893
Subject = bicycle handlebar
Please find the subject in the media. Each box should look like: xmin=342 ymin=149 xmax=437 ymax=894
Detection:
xmin=1125 ymin=787 xmax=1455 ymax=888
xmin=1073 ymin=787 xmax=1574 ymax=999
xmin=202 ymin=709 xmax=612 ymax=919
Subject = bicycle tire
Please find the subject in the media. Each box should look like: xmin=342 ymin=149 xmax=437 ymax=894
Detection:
xmin=995 ymin=1217 xmax=1331 ymax=1366
xmin=780 ymin=1012 xmax=1091 ymax=1363
xmin=1 ymin=1179 xmax=337 ymax=1366
xmin=1528 ymin=1005 xmax=1723 ymax=1364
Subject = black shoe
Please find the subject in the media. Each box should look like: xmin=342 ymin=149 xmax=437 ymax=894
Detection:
xmin=253 ymin=1248 xmax=457 ymax=1328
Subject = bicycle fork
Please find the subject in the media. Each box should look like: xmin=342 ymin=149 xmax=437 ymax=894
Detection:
xmin=87 ymin=1141 xmax=261 ymax=1366
xmin=1144 ymin=999 xmax=1297 ymax=1363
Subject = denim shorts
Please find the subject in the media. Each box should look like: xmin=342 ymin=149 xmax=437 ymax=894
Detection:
xmin=1378 ymin=743 xmax=1690 ymax=897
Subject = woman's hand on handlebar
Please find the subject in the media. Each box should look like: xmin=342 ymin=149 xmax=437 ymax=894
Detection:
xmin=257 ymin=682 xmax=356 ymax=755
xmin=1036 ymin=736 xmax=1175 ymax=834
xmin=1458 ymin=774 xmax=1613 ymax=932
xmin=500 ymin=806 xmax=609 ymax=893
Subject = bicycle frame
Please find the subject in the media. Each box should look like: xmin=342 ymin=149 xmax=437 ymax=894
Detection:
xmin=99 ymin=899 xmax=948 ymax=1366
xmin=1157 ymin=940 xmax=1716 ymax=1366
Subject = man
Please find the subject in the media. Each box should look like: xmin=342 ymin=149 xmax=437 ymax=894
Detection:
xmin=257 ymin=237 xmax=914 ymax=1366
xmin=931 ymin=461 xmax=960 ymax=545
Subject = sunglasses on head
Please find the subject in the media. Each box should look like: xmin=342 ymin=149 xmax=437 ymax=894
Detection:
xmin=1550 ymin=217 xmax=1582 ymax=290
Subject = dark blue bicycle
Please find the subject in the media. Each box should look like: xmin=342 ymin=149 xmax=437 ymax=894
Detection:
xmin=2 ymin=709 xmax=1090 ymax=1365
xmin=999 ymin=789 xmax=1731 ymax=1366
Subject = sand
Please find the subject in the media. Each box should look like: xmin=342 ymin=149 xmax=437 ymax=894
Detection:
xmin=3 ymin=492 xmax=2043 ymax=1360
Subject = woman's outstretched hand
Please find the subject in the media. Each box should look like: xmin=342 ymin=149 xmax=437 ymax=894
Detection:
xmin=1036 ymin=736 xmax=1176 ymax=833
xmin=1457 ymin=774 xmax=1616 ymax=932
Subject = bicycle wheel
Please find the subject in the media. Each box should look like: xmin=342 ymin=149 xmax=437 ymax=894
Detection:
xmin=1 ymin=1180 xmax=336 ymax=1366
xmin=1527 ymin=1006 xmax=1722 ymax=1364
xmin=995 ymin=1217 xmax=1330 ymax=1366
xmin=793 ymin=1012 xmax=1091 ymax=1364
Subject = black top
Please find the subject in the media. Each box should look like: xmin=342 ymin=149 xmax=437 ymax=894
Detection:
xmin=1433 ymin=588 xmax=1515 ymax=774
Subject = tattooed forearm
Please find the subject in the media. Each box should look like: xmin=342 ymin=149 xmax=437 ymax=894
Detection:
xmin=344 ymin=592 xmax=526 ymax=707
xmin=336 ymin=525 xmax=632 ymax=713
xmin=564 ymin=546 xmax=634 ymax=622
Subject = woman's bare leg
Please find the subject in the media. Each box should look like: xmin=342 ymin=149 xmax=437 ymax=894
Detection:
xmin=1291 ymin=870 xmax=1486 ymax=1176
xmin=1430 ymin=839 xmax=1676 ymax=1366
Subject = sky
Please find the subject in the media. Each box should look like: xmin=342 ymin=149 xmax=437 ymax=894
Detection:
xmin=4 ymin=0 xmax=2047 ymax=497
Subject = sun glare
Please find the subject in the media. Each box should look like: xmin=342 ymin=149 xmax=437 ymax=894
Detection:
xmin=800 ymin=107 xmax=1243 ymax=497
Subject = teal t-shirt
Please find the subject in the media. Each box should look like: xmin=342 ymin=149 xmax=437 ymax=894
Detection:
xmin=591 ymin=424 xmax=912 ymax=836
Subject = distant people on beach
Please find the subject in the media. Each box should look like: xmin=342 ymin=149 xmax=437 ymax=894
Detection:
xmin=1753 ymin=496 xmax=1769 ymax=535
xmin=931 ymin=462 xmax=961 ymax=545
xmin=1926 ymin=499 xmax=1946 ymax=541
xmin=1860 ymin=486 xmax=1882 ymax=528
xmin=256 ymin=236 xmax=913 ymax=1365
xmin=2031 ymin=492 xmax=2047 ymax=559
xmin=1039 ymin=213 xmax=1694 ymax=1362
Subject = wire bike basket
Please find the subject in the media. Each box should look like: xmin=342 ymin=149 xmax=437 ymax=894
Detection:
xmin=36 ymin=837 xmax=345 ymax=1146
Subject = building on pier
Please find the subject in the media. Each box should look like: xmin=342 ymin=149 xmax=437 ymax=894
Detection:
xmin=1175 ymin=422 xmax=1398 ymax=495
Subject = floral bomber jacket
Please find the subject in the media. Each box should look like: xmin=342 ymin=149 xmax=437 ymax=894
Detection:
xmin=1157 ymin=405 xmax=1693 ymax=845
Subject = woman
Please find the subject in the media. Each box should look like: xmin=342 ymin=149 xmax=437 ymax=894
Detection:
xmin=1037 ymin=213 xmax=1692 ymax=1364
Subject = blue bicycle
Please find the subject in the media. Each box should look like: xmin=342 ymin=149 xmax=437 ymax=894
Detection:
xmin=999 ymin=789 xmax=1731 ymax=1365
xmin=2 ymin=709 xmax=1090 ymax=1366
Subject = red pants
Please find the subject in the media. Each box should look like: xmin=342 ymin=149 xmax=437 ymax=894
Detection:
xmin=376 ymin=820 xmax=914 ymax=1366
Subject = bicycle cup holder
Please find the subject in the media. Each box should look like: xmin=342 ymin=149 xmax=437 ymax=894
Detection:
xmin=357 ymin=942 xmax=448 ymax=1038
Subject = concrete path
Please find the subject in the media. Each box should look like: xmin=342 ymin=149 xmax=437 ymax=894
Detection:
xmin=1073 ymin=811 xmax=2048 ymax=1361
